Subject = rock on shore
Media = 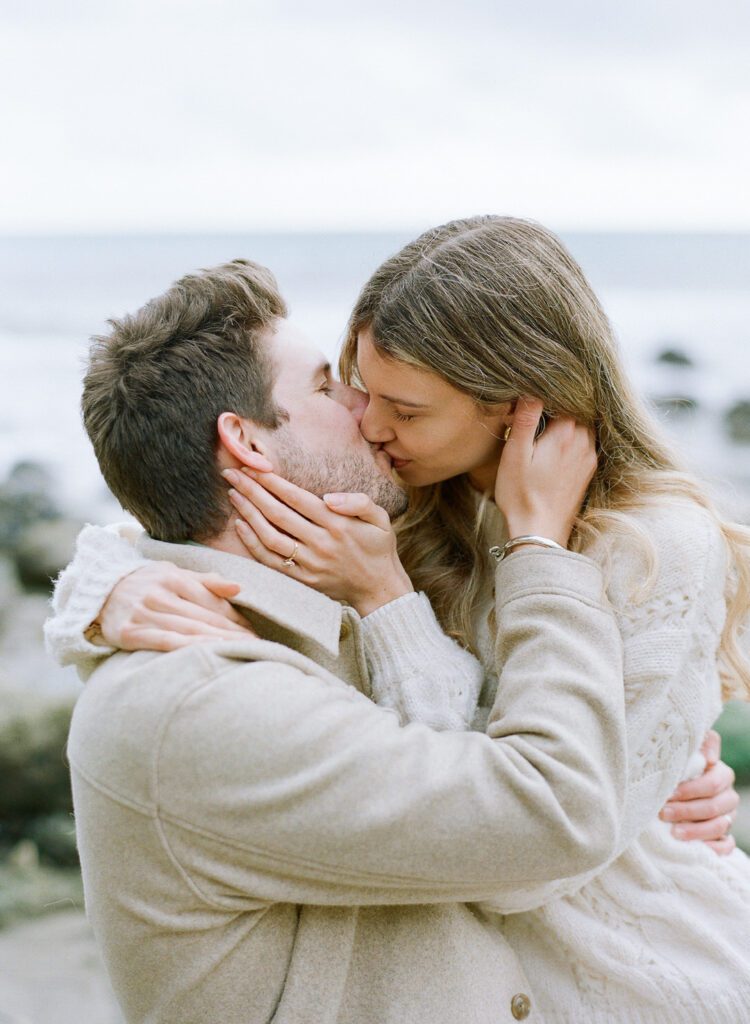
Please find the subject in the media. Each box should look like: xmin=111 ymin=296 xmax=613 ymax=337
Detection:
xmin=0 ymin=459 xmax=83 ymax=594
xmin=724 ymin=400 xmax=750 ymax=444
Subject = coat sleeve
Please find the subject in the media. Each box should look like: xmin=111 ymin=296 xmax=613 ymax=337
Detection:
xmin=43 ymin=522 xmax=147 ymax=676
xmin=153 ymin=547 xmax=628 ymax=908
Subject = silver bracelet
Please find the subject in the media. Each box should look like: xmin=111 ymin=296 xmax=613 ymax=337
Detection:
xmin=489 ymin=535 xmax=565 ymax=562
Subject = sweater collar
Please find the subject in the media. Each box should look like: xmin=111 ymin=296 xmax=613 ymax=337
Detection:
xmin=136 ymin=535 xmax=344 ymax=657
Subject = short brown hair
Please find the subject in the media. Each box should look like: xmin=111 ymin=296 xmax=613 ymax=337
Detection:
xmin=83 ymin=259 xmax=287 ymax=541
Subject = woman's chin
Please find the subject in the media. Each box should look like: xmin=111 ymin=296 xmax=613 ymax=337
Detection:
xmin=395 ymin=464 xmax=455 ymax=489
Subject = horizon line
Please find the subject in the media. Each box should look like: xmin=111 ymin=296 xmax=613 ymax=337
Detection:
xmin=2 ymin=227 xmax=750 ymax=240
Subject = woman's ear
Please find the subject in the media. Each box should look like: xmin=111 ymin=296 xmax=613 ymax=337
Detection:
xmin=216 ymin=413 xmax=274 ymax=471
xmin=478 ymin=399 xmax=514 ymax=431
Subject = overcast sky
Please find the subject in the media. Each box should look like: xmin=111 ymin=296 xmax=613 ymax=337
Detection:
xmin=1 ymin=0 xmax=748 ymax=233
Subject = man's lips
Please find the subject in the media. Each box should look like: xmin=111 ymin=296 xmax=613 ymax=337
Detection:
xmin=373 ymin=448 xmax=398 ymax=471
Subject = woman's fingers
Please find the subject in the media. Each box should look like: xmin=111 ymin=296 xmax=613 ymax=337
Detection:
xmin=169 ymin=571 xmax=248 ymax=628
xmin=506 ymin=396 xmax=545 ymax=455
xmin=155 ymin=594 xmax=252 ymax=633
xmin=323 ymin=492 xmax=390 ymax=529
xmin=120 ymin=610 xmax=256 ymax=649
xmin=660 ymin=759 xmax=739 ymax=848
xmin=233 ymin=467 xmax=391 ymax=532
xmin=700 ymin=728 xmax=722 ymax=767
xmin=667 ymin=759 xmax=736 ymax=803
xmin=535 ymin=417 xmax=597 ymax=477
xmin=496 ymin=400 xmax=596 ymax=547
xmin=232 ymin=469 xmax=333 ymax=527
xmin=118 ymin=629 xmax=204 ymax=653
xmin=98 ymin=563 xmax=251 ymax=649
xmin=199 ymin=575 xmax=242 ymax=598
xmin=119 ymin=627 xmax=255 ymax=653
xmin=234 ymin=518 xmax=285 ymax=566
xmin=660 ymin=778 xmax=740 ymax=824
xmin=234 ymin=519 xmax=314 ymax=584
xmin=669 ymin=810 xmax=736 ymax=843
xmin=239 ymin=450 xmax=275 ymax=472
xmin=225 ymin=473 xmax=319 ymax=546
xmin=227 ymin=467 xmax=392 ymax=538
xmin=152 ymin=573 xmax=245 ymax=626
xmin=661 ymin=788 xmax=740 ymax=824
xmin=704 ymin=836 xmax=737 ymax=856
xmin=227 ymin=485 xmax=309 ymax=558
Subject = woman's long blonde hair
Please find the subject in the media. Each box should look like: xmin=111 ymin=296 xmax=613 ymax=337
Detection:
xmin=340 ymin=216 xmax=750 ymax=700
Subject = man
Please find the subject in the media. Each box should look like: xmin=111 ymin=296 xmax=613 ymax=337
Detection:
xmin=59 ymin=260 xmax=724 ymax=1023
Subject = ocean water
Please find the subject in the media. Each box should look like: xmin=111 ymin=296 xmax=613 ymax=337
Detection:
xmin=1 ymin=232 xmax=749 ymax=520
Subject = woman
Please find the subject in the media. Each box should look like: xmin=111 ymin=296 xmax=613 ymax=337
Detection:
xmin=49 ymin=217 xmax=749 ymax=1020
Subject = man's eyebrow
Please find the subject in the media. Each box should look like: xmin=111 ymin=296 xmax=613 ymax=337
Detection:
xmin=310 ymin=361 xmax=331 ymax=381
xmin=378 ymin=393 xmax=429 ymax=409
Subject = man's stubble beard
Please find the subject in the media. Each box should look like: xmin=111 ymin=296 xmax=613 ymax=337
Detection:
xmin=274 ymin=430 xmax=408 ymax=520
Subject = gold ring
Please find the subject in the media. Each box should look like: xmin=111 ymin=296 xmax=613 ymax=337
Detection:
xmin=282 ymin=541 xmax=299 ymax=567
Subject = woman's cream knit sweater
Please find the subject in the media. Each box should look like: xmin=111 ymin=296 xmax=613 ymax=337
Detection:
xmin=46 ymin=500 xmax=750 ymax=1023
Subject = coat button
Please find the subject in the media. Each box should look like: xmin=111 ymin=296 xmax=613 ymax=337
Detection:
xmin=511 ymin=993 xmax=531 ymax=1020
xmin=339 ymin=620 xmax=351 ymax=641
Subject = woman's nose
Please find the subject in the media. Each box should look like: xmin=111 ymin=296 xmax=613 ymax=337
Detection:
xmin=360 ymin=399 xmax=395 ymax=444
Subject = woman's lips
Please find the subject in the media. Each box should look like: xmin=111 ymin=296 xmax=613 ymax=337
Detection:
xmin=388 ymin=455 xmax=412 ymax=470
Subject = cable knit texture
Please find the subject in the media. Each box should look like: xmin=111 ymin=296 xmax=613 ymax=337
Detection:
xmin=360 ymin=592 xmax=483 ymax=730
xmin=44 ymin=522 xmax=148 ymax=676
xmin=46 ymin=504 xmax=750 ymax=1022
xmin=474 ymin=498 xmax=750 ymax=1023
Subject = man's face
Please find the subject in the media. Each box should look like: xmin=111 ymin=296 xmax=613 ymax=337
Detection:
xmin=260 ymin=320 xmax=408 ymax=519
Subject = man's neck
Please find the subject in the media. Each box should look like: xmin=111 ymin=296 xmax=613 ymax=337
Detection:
xmin=199 ymin=523 xmax=257 ymax=561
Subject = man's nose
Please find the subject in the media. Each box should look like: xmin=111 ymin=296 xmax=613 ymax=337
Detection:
xmin=336 ymin=383 xmax=369 ymax=425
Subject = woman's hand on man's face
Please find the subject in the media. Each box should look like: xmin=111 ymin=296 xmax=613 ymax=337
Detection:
xmin=494 ymin=396 xmax=597 ymax=548
xmin=223 ymin=468 xmax=413 ymax=617
xmin=98 ymin=562 xmax=254 ymax=651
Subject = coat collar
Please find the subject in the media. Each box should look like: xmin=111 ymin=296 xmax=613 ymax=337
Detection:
xmin=136 ymin=536 xmax=344 ymax=657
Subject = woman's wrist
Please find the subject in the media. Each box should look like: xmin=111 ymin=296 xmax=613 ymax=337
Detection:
xmin=490 ymin=535 xmax=566 ymax=562
xmin=502 ymin=518 xmax=571 ymax=549
xmin=351 ymin=568 xmax=415 ymax=618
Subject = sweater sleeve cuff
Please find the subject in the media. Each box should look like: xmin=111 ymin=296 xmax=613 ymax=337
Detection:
xmin=44 ymin=522 xmax=148 ymax=674
xmin=495 ymin=547 xmax=607 ymax=611
xmin=359 ymin=592 xmax=444 ymax=681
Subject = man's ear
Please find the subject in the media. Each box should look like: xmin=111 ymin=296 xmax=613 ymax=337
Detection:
xmin=216 ymin=413 xmax=274 ymax=471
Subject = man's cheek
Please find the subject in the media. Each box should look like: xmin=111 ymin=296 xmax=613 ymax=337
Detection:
xmin=333 ymin=411 xmax=364 ymax=442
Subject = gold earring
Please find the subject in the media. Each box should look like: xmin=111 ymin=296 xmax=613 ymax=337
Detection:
xmin=502 ymin=424 xmax=512 ymax=442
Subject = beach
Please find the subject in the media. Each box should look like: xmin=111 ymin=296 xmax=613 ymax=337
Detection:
xmin=2 ymin=231 xmax=750 ymax=1022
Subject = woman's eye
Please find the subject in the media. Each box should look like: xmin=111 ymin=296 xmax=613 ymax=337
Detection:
xmin=395 ymin=412 xmax=415 ymax=423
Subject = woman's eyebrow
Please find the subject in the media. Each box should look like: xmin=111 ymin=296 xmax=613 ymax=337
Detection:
xmin=378 ymin=393 xmax=429 ymax=409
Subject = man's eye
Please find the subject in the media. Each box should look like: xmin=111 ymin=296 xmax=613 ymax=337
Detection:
xmin=318 ymin=383 xmax=333 ymax=396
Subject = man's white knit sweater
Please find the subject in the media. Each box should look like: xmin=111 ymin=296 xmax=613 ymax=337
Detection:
xmin=47 ymin=499 xmax=750 ymax=1023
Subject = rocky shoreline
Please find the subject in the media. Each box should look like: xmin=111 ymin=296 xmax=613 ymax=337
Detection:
xmin=1 ymin=453 xmax=750 ymax=1022
xmin=0 ymin=460 xmax=85 ymax=941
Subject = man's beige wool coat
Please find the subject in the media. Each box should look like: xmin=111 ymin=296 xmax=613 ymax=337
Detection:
xmin=68 ymin=537 xmax=627 ymax=1024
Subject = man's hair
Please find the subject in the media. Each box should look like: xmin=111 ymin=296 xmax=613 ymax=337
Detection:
xmin=82 ymin=259 xmax=288 ymax=542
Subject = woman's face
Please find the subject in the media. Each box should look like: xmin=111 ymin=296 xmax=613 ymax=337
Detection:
xmin=356 ymin=327 xmax=511 ymax=491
